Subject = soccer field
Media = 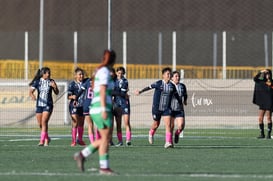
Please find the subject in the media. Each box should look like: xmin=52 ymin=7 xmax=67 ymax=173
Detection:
xmin=0 ymin=129 xmax=273 ymax=181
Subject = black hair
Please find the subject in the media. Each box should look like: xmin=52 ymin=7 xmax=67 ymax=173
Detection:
xmin=74 ymin=67 xmax=84 ymax=75
xmin=110 ymin=67 xmax=117 ymax=80
xmin=116 ymin=66 xmax=126 ymax=75
xmin=162 ymin=67 xmax=172 ymax=74
xmin=29 ymin=67 xmax=51 ymax=86
xmin=172 ymin=70 xmax=180 ymax=78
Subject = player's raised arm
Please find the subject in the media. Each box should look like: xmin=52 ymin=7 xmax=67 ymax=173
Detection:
xmin=134 ymin=85 xmax=153 ymax=95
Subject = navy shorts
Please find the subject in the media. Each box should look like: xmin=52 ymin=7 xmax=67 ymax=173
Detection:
xmin=152 ymin=108 xmax=172 ymax=121
xmin=36 ymin=106 xmax=53 ymax=113
xmin=120 ymin=104 xmax=130 ymax=115
xmin=69 ymin=104 xmax=84 ymax=116
xmin=83 ymin=106 xmax=90 ymax=116
xmin=171 ymin=110 xmax=185 ymax=118
xmin=113 ymin=102 xmax=130 ymax=115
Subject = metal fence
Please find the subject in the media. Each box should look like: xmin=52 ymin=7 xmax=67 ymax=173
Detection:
xmin=1 ymin=0 xmax=273 ymax=68
xmin=0 ymin=0 xmax=270 ymax=136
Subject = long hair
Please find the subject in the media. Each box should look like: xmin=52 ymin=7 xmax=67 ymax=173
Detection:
xmin=28 ymin=67 xmax=51 ymax=86
xmin=91 ymin=49 xmax=116 ymax=89
xmin=116 ymin=66 xmax=126 ymax=75
xmin=97 ymin=50 xmax=116 ymax=70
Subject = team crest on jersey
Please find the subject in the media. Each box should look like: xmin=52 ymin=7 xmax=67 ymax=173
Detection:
xmin=73 ymin=108 xmax=77 ymax=113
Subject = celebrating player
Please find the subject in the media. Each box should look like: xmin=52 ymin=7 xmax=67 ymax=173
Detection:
xmin=135 ymin=67 xmax=182 ymax=148
xmin=29 ymin=67 xmax=59 ymax=146
xmin=75 ymin=77 xmax=99 ymax=143
xmin=68 ymin=67 xmax=86 ymax=146
xmin=170 ymin=71 xmax=187 ymax=144
xmin=112 ymin=66 xmax=132 ymax=146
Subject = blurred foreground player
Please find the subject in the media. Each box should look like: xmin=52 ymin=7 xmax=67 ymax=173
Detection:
xmin=74 ymin=50 xmax=116 ymax=175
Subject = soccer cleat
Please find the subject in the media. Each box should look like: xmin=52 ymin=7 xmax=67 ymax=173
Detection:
xmin=257 ymin=134 xmax=265 ymax=139
xmin=148 ymin=134 xmax=154 ymax=144
xmin=174 ymin=134 xmax=179 ymax=144
xmin=115 ymin=142 xmax=123 ymax=147
xmin=164 ymin=142 xmax=173 ymax=149
xmin=77 ymin=140 xmax=86 ymax=146
xmin=99 ymin=168 xmax=116 ymax=175
xmin=38 ymin=142 xmax=44 ymax=146
xmin=126 ymin=141 xmax=132 ymax=146
xmin=71 ymin=142 xmax=77 ymax=147
xmin=44 ymin=138 xmax=50 ymax=146
xmin=109 ymin=140 xmax=115 ymax=146
xmin=74 ymin=152 xmax=85 ymax=172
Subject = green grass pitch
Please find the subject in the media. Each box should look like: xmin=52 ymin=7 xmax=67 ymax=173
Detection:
xmin=0 ymin=128 xmax=273 ymax=181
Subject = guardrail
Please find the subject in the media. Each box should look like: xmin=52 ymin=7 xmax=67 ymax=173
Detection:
xmin=0 ymin=60 xmax=264 ymax=79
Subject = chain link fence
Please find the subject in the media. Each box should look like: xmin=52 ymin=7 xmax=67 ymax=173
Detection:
xmin=0 ymin=0 xmax=271 ymax=136
xmin=1 ymin=0 xmax=273 ymax=67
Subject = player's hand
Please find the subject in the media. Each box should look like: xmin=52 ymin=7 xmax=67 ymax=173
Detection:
xmin=101 ymin=111 xmax=107 ymax=120
xmin=134 ymin=90 xmax=140 ymax=95
xmin=73 ymin=101 xmax=78 ymax=107
xmin=50 ymin=80 xmax=57 ymax=88
xmin=30 ymin=95 xmax=36 ymax=101
xmin=71 ymin=95 xmax=77 ymax=100
xmin=126 ymin=94 xmax=130 ymax=99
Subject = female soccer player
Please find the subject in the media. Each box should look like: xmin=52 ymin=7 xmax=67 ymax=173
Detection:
xmin=68 ymin=67 xmax=86 ymax=146
xmin=135 ymin=67 xmax=182 ymax=148
xmin=75 ymin=77 xmax=97 ymax=143
xmin=253 ymin=69 xmax=273 ymax=139
xmin=29 ymin=67 xmax=59 ymax=146
xmin=112 ymin=66 xmax=132 ymax=146
xmin=74 ymin=49 xmax=116 ymax=175
xmin=170 ymin=71 xmax=187 ymax=144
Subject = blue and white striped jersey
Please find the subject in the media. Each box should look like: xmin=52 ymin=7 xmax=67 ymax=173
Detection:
xmin=149 ymin=80 xmax=178 ymax=112
xmin=113 ymin=77 xmax=129 ymax=107
xmin=31 ymin=78 xmax=54 ymax=107
xmin=171 ymin=83 xmax=187 ymax=111
xmin=68 ymin=81 xmax=84 ymax=107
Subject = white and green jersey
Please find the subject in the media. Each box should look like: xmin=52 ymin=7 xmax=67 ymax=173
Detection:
xmin=89 ymin=67 xmax=114 ymax=114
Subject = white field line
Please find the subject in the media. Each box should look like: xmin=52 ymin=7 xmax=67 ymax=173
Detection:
xmin=0 ymin=171 xmax=273 ymax=179
xmin=0 ymin=138 xmax=60 ymax=142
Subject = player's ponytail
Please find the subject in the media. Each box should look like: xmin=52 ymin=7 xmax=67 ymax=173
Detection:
xmin=91 ymin=50 xmax=116 ymax=89
xmin=97 ymin=50 xmax=116 ymax=70
xmin=29 ymin=68 xmax=41 ymax=86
